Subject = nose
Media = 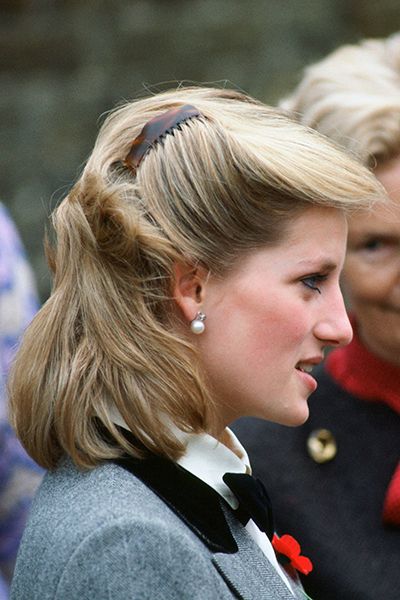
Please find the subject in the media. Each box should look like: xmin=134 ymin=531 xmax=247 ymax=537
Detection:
xmin=313 ymin=291 xmax=353 ymax=348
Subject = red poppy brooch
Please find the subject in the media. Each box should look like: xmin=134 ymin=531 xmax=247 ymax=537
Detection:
xmin=272 ymin=533 xmax=313 ymax=575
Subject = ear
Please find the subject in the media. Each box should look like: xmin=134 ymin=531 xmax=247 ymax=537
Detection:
xmin=173 ymin=262 xmax=208 ymax=323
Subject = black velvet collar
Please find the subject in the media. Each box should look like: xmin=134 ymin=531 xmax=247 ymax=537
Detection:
xmin=111 ymin=432 xmax=238 ymax=555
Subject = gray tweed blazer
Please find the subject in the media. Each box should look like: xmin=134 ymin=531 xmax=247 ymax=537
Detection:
xmin=11 ymin=450 xmax=305 ymax=600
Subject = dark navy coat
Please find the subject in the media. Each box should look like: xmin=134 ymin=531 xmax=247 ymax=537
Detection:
xmin=234 ymin=366 xmax=400 ymax=600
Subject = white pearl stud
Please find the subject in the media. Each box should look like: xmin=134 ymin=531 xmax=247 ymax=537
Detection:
xmin=190 ymin=312 xmax=206 ymax=335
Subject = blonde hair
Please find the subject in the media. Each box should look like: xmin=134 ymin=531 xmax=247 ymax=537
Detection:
xmin=281 ymin=33 xmax=400 ymax=166
xmin=9 ymin=86 xmax=383 ymax=469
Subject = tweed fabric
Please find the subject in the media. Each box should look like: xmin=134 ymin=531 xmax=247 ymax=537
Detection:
xmin=11 ymin=459 xmax=304 ymax=599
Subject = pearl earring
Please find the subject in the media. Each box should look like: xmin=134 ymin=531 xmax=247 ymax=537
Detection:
xmin=190 ymin=312 xmax=206 ymax=335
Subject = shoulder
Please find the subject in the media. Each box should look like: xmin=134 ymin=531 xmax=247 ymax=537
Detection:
xmin=27 ymin=458 xmax=195 ymax=540
xmin=12 ymin=460 xmax=222 ymax=600
xmin=52 ymin=510 xmax=215 ymax=600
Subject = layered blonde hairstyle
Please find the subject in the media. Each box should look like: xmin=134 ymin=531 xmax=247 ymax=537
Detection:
xmin=9 ymin=86 xmax=383 ymax=469
xmin=281 ymin=33 xmax=400 ymax=166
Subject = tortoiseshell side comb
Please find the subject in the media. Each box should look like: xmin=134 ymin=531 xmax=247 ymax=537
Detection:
xmin=123 ymin=104 xmax=202 ymax=173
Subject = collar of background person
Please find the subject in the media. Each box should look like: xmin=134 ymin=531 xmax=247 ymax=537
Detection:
xmin=383 ymin=463 xmax=400 ymax=527
xmin=325 ymin=317 xmax=400 ymax=414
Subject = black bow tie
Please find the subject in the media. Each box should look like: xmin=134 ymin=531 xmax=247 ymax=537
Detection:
xmin=223 ymin=472 xmax=275 ymax=541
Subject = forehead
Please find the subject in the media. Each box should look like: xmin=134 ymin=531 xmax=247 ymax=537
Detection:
xmin=282 ymin=206 xmax=347 ymax=244
xmin=348 ymin=199 xmax=400 ymax=237
xmin=374 ymin=153 xmax=400 ymax=201
xmin=231 ymin=206 xmax=347 ymax=276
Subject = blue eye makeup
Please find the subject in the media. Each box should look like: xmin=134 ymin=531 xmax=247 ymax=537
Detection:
xmin=301 ymin=274 xmax=327 ymax=294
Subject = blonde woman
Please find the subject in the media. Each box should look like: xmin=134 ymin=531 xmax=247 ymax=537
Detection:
xmin=235 ymin=34 xmax=400 ymax=600
xmin=9 ymin=86 xmax=382 ymax=600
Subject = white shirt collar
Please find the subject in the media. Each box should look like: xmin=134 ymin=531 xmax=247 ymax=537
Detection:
xmin=108 ymin=404 xmax=249 ymax=509
xmin=175 ymin=428 xmax=251 ymax=510
xmin=108 ymin=407 xmax=293 ymax=594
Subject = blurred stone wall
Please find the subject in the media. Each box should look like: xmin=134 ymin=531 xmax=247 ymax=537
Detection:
xmin=1 ymin=0 xmax=399 ymax=300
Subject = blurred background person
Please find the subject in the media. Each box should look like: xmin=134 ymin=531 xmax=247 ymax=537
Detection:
xmin=234 ymin=32 xmax=400 ymax=600
xmin=0 ymin=203 xmax=42 ymax=599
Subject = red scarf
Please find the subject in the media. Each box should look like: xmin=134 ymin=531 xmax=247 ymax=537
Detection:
xmin=326 ymin=323 xmax=400 ymax=527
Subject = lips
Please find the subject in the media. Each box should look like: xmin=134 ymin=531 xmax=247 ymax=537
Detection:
xmin=295 ymin=364 xmax=314 ymax=374
xmin=295 ymin=357 xmax=323 ymax=373
xmin=295 ymin=368 xmax=318 ymax=393
xmin=295 ymin=358 xmax=323 ymax=393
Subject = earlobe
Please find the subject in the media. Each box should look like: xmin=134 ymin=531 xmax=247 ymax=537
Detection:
xmin=190 ymin=312 xmax=206 ymax=335
xmin=173 ymin=262 xmax=208 ymax=324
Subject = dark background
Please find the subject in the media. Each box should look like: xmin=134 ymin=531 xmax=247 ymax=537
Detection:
xmin=1 ymin=0 xmax=399 ymax=300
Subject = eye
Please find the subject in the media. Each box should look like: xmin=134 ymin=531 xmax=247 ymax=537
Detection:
xmin=362 ymin=238 xmax=384 ymax=252
xmin=356 ymin=235 xmax=399 ymax=263
xmin=301 ymin=274 xmax=327 ymax=294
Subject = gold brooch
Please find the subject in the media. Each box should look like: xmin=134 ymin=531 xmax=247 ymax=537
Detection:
xmin=307 ymin=429 xmax=337 ymax=463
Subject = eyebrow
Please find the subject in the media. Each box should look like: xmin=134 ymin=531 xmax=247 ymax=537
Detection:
xmin=354 ymin=232 xmax=399 ymax=241
xmin=295 ymin=260 xmax=337 ymax=272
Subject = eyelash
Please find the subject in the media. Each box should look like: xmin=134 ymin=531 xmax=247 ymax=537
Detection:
xmin=301 ymin=275 xmax=327 ymax=294
xmin=364 ymin=239 xmax=382 ymax=250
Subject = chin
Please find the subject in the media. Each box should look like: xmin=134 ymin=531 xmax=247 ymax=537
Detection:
xmin=275 ymin=404 xmax=310 ymax=427
xmin=285 ymin=413 xmax=309 ymax=427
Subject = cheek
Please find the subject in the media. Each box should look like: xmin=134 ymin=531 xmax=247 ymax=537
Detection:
xmin=242 ymin=306 xmax=306 ymax=365
xmin=203 ymin=277 xmax=310 ymax=376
